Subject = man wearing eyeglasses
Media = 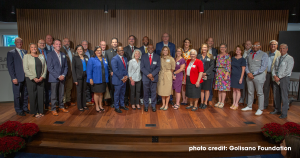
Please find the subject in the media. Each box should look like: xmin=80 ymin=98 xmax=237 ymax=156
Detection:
xmin=242 ymin=42 xmax=268 ymax=116
xmin=263 ymin=40 xmax=281 ymax=110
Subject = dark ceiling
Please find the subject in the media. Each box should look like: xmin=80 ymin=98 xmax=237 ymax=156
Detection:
xmin=1 ymin=0 xmax=300 ymax=22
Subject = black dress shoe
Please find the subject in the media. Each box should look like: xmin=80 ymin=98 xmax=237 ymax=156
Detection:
xmin=115 ymin=108 xmax=122 ymax=113
xmin=144 ymin=107 xmax=148 ymax=112
xmin=270 ymin=110 xmax=281 ymax=115
xmin=120 ymin=106 xmax=129 ymax=110
xmin=202 ymin=104 xmax=207 ymax=109
xmin=152 ymin=107 xmax=156 ymax=112
xmin=279 ymin=114 xmax=287 ymax=119
xmin=24 ymin=110 xmax=30 ymax=114
xmin=199 ymin=104 xmax=204 ymax=109
xmin=110 ymin=103 xmax=115 ymax=108
xmin=17 ymin=112 xmax=26 ymax=116
xmin=169 ymin=101 xmax=174 ymax=106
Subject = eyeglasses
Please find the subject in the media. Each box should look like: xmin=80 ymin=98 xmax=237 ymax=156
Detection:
xmin=252 ymin=45 xmax=260 ymax=47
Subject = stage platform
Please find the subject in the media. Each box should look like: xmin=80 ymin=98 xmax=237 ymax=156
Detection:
xmin=1 ymin=101 xmax=300 ymax=157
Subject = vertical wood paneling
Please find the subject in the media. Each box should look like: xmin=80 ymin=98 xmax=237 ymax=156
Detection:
xmin=17 ymin=9 xmax=288 ymax=51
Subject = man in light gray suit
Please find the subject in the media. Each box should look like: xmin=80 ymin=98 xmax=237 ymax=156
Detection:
xmin=271 ymin=43 xmax=294 ymax=119
xmin=241 ymin=42 xmax=268 ymax=116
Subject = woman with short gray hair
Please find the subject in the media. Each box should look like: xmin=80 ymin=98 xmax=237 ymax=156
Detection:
xmin=128 ymin=49 xmax=142 ymax=110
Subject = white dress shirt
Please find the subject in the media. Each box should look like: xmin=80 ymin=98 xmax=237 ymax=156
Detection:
xmin=54 ymin=50 xmax=62 ymax=66
xmin=15 ymin=48 xmax=24 ymax=60
xmin=164 ymin=42 xmax=168 ymax=46
xmin=128 ymin=59 xmax=142 ymax=81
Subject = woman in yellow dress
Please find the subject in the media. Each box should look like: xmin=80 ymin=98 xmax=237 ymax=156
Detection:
xmin=181 ymin=38 xmax=192 ymax=105
xmin=157 ymin=46 xmax=175 ymax=110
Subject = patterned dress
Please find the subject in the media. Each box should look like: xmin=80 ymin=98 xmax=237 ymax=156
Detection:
xmin=214 ymin=54 xmax=231 ymax=91
xmin=182 ymin=49 xmax=191 ymax=84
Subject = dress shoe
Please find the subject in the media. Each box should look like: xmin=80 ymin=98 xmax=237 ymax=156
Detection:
xmin=59 ymin=108 xmax=69 ymax=113
xmin=47 ymin=107 xmax=52 ymax=111
xmin=110 ymin=103 xmax=115 ymax=108
xmin=64 ymin=103 xmax=69 ymax=109
xmin=86 ymin=102 xmax=94 ymax=106
xmin=84 ymin=107 xmax=89 ymax=110
xmin=24 ymin=110 xmax=30 ymax=114
xmin=201 ymin=104 xmax=207 ymax=109
xmin=279 ymin=114 xmax=287 ymax=119
xmin=169 ymin=101 xmax=174 ymax=106
xmin=17 ymin=112 xmax=26 ymax=116
xmin=152 ymin=107 xmax=156 ymax=112
xmin=125 ymin=101 xmax=129 ymax=106
xmin=120 ymin=106 xmax=129 ymax=110
xmin=144 ymin=107 xmax=148 ymax=112
xmin=270 ymin=110 xmax=281 ymax=115
xmin=199 ymin=104 xmax=204 ymax=109
xmin=52 ymin=111 xmax=58 ymax=116
xmin=115 ymin=108 xmax=122 ymax=113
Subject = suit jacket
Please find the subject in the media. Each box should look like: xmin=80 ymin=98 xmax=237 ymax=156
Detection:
xmin=185 ymin=59 xmax=204 ymax=84
xmin=72 ymin=55 xmax=89 ymax=82
xmin=111 ymin=55 xmax=128 ymax=85
xmin=85 ymin=49 xmax=94 ymax=59
xmin=47 ymin=51 xmax=68 ymax=83
xmin=196 ymin=54 xmax=215 ymax=79
xmin=155 ymin=41 xmax=176 ymax=58
xmin=265 ymin=50 xmax=281 ymax=74
xmin=140 ymin=53 xmax=161 ymax=83
xmin=7 ymin=49 xmax=27 ymax=82
xmin=23 ymin=54 xmax=47 ymax=80
xmin=124 ymin=45 xmax=138 ymax=62
xmin=105 ymin=48 xmax=118 ymax=73
xmin=198 ymin=47 xmax=218 ymax=59
xmin=139 ymin=46 xmax=147 ymax=55
xmin=60 ymin=47 xmax=75 ymax=78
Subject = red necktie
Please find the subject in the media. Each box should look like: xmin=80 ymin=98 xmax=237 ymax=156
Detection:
xmin=149 ymin=54 xmax=152 ymax=65
xmin=42 ymin=50 xmax=45 ymax=56
xmin=252 ymin=52 xmax=256 ymax=59
xmin=131 ymin=46 xmax=134 ymax=52
xmin=122 ymin=57 xmax=126 ymax=68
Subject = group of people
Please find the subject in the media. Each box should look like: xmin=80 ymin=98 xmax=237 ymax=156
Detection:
xmin=7 ymin=33 xmax=294 ymax=119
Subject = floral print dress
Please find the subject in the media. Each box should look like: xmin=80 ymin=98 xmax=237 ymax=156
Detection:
xmin=182 ymin=49 xmax=191 ymax=84
xmin=214 ymin=54 xmax=231 ymax=91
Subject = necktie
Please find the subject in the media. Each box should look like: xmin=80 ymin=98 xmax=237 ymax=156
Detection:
xmin=42 ymin=50 xmax=45 ymax=56
xmin=122 ymin=57 xmax=126 ymax=68
xmin=20 ymin=50 xmax=24 ymax=59
xmin=149 ymin=54 xmax=152 ymax=65
xmin=131 ymin=46 xmax=134 ymax=53
xmin=145 ymin=47 xmax=148 ymax=53
xmin=252 ymin=52 xmax=256 ymax=59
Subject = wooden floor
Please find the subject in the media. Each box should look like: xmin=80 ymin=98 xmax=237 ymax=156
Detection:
xmin=1 ymin=101 xmax=300 ymax=129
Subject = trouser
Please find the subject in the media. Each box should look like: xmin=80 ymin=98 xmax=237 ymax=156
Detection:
xmin=143 ymin=81 xmax=157 ymax=108
xmin=124 ymin=79 xmax=130 ymax=103
xmin=76 ymin=73 xmax=87 ymax=109
xmin=26 ymin=78 xmax=44 ymax=114
xmin=64 ymin=76 xmax=73 ymax=103
xmin=273 ymin=77 xmax=290 ymax=116
xmin=86 ymin=83 xmax=92 ymax=102
xmin=263 ymin=73 xmax=274 ymax=108
xmin=114 ymin=82 xmax=126 ymax=109
xmin=130 ymin=81 xmax=141 ymax=105
xmin=246 ymin=73 xmax=266 ymax=110
xmin=44 ymin=78 xmax=51 ymax=108
xmin=51 ymin=80 xmax=65 ymax=111
xmin=108 ymin=74 xmax=115 ymax=103
xmin=12 ymin=80 xmax=28 ymax=113
xmin=140 ymin=80 xmax=144 ymax=99
xmin=208 ymin=72 xmax=215 ymax=101
xmin=239 ymin=74 xmax=248 ymax=103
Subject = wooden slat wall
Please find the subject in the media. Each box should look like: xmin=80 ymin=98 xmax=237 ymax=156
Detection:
xmin=17 ymin=9 xmax=288 ymax=52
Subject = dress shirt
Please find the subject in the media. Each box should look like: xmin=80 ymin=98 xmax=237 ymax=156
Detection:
xmin=129 ymin=45 xmax=134 ymax=51
xmin=245 ymin=50 xmax=268 ymax=75
xmin=148 ymin=52 xmax=154 ymax=57
xmin=64 ymin=46 xmax=73 ymax=63
xmin=54 ymin=50 xmax=62 ymax=66
xmin=46 ymin=44 xmax=53 ymax=51
xmin=102 ymin=51 xmax=105 ymax=56
xmin=85 ymin=50 xmax=91 ymax=58
xmin=243 ymin=49 xmax=252 ymax=58
xmin=272 ymin=53 xmax=294 ymax=79
xmin=15 ymin=48 xmax=24 ymax=59
xmin=267 ymin=51 xmax=276 ymax=72
xmin=164 ymin=42 xmax=168 ymax=46
xmin=208 ymin=48 xmax=212 ymax=55
xmin=128 ymin=59 xmax=142 ymax=81
xmin=186 ymin=61 xmax=194 ymax=76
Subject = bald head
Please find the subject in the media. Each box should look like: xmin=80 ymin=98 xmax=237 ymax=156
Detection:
xmin=117 ymin=46 xmax=124 ymax=56
xmin=45 ymin=35 xmax=53 ymax=46
xmin=148 ymin=44 xmax=154 ymax=53
xmin=252 ymin=41 xmax=261 ymax=52
xmin=38 ymin=39 xmax=46 ymax=49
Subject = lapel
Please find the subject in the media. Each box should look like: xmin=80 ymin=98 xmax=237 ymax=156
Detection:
xmin=117 ymin=55 xmax=126 ymax=70
xmin=148 ymin=53 xmax=154 ymax=67
xmin=14 ymin=49 xmax=23 ymax=61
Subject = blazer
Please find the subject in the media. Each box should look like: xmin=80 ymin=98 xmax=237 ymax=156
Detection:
xmin=72 ymin=55 xmax=89 ymax=82
xmin=139 ymin=46 xmax=147 ymax=55
xmin=198 ymin=47 xmax=218 ymax=59
xmin=265 ymin=49 xmax=281 ymax=74
xmin=155 ymin=41 xmax=176 ymax=58
xmin=196 ymin=54 xmax=215 ymax=79
xmin=23 ymin=54 xmax=47 ymax=80
xmin=7 ymin=49 xmax=26 ymax=82
xmin=105 ymin=48 xmax=118 ymax=73
xmin=86 ymin=56 xmax=109 ymax=84
xmin=111 ymin=55 xmax=128 ymax=85
xmin=85 ymin=49 xmax=94 ymax=59
xmin=60 ymin=47 xmax=75 ymax=78
xmin=140 ymin=53 xmax=161 ymax=83
xmin=185 ymin=59 xmax=204 ymax=84
xmin=47 ymin=51 xmax=68 ymax=83
xmin=124 ymin=45 xmax=138 ymax=62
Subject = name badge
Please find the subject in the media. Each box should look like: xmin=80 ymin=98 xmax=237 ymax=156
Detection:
xmin=177 ymin=62 xmax=180 ymax=65
xmin=153 ymin=61 xmax=157 ymax=65
xmin=214 ymin=56 xmax=216 ymax=59
xmin=166 ymin=59 xmax=170 ymax=62
xmin=255 ymin=60 xmax=259 ymax=61
xmin=85 ymin=58 xmax=88 ymax=61
xmin=282 ymin=62 xmax=286 ymax=66
xmin=63 ymin=55 xmax=65 ymax=58
xmin=40 ymin=56 xmax=44 ymax=60
xmin=207 ymin=58 xmax=210 ymax=61
xmin=105 ymin=61 xmax=107 ymax=64
xmin=192 ymin=65 xmax=196 ymax=68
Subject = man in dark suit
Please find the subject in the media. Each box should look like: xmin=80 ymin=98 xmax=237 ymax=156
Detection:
xmin=123 ymin=35 xmax=138 ymax=106
xmin=38 ymin=39 xmax=51 ymax=111
xmin=141 ymin=44 xmax=161 ymax=112
xmin=45 ymin=34 xmax=54 ymax=52
xmin=47 ymin=39 xmax=69 ymax=116
xmin=155 ymin=33 xmax=175 ymax=105
xmin=100 ymin=41 xmax=107 ymax=57
xmin=81 ymin=40 xmax=94 ymax=105
xmin=111 ymin=46 xmax=129 ymax=113
xmin=199 ymin=37 xmax=218 ymax=106
xmin=7 ymin=37 xmax=28 ymax=116
xmin=139 ymin=36 xmax=149 ymax=55
xmin=60 ymin=38 xmax=75 ymax=108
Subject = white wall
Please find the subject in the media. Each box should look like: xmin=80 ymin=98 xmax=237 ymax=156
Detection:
xmin=0 ymin=47 xmax=15 ymax=102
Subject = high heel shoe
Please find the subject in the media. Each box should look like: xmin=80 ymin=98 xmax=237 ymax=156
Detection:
xmin=163 ymin=106 xmax=168 ymax=111
xmin=160 ymin=106 xmax=165 ymax=110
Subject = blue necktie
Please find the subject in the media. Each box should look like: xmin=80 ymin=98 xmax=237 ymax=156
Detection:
xmin=20 ymin=50 xmax=24 ymax=59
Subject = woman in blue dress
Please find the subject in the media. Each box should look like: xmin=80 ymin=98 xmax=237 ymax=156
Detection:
xmin=230 ymin=45 xmax=246 ymax=110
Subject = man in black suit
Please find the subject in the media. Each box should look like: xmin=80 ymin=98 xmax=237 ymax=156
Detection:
xmin=81 ymin=40 xmax=94 ymax=105
xmin=139 ymin=36 xmax=149 ymax=55
xmin=105 ymin=38 xmax=119 ymax=107
xmin=7 ymin=37 xmax=28 ymax=116
xmin=100 ymin=41 xmax=107 ymax=57
xmin=123 ymin=35 xmax=138 ymax=106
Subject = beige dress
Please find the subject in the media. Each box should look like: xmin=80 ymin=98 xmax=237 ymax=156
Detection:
xmin=157 ymin=56 xmax=175 ymax=96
